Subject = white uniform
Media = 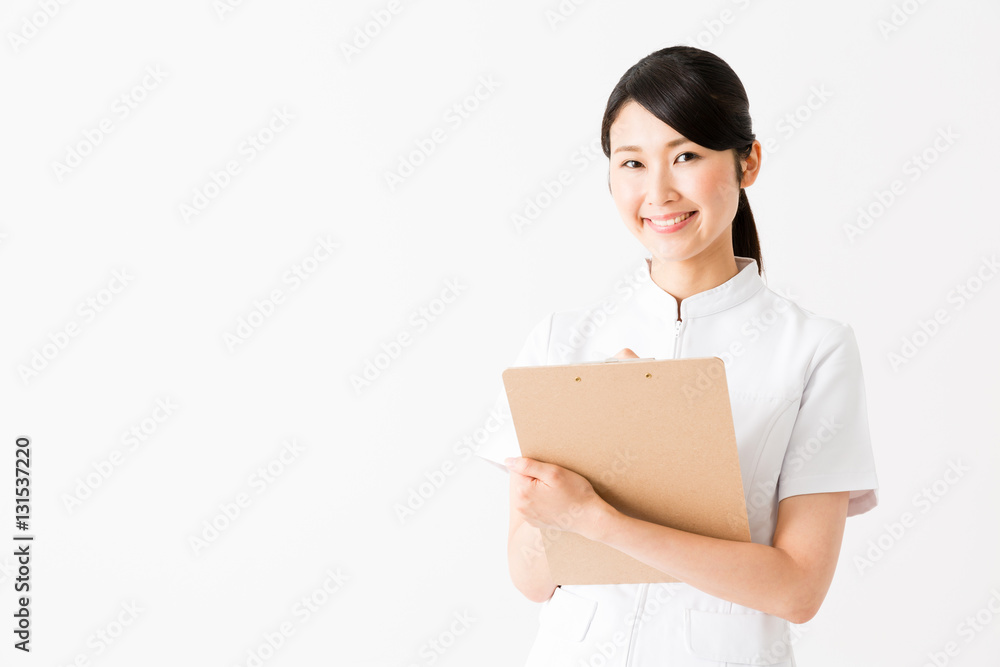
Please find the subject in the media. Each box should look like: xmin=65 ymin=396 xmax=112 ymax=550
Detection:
xmin=478 ymin=255 xmax=879 ymax=667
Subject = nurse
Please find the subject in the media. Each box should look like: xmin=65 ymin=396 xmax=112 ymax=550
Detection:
xmin=482 ymin=45 xmax=879 ymax=666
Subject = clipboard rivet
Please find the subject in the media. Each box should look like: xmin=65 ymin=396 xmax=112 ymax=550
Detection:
xmin=645 ymin=373 xmax=652 ymax=378
xmin=574 ymin=376 xmax=581 ymax=382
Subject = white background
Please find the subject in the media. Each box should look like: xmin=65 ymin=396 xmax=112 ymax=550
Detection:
xmin=1 ymin=0 xmax=998 ymax=665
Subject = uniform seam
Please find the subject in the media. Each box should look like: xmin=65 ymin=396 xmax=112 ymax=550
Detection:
xmin=778 ymin=471 xmax=879 ymax=502
xmin=745 ymin=397 xmax=798 ymax=505
xmin=624 ymin=583 xmax=647 ymax=667
xmin=702 ymin=279 xmax=765 ymax=317
xmin=800 ymin=322 xmax=847 ymax=388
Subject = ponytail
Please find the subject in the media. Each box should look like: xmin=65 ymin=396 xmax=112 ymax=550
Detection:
xmin=732 ymin=188 xmax=763 ymax=276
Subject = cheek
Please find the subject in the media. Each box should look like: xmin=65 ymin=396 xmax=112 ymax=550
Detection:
xmin=611 ymin=177 xmax=642 ymax=215
xmin=699 ymin=165 xmax=740 ymax=204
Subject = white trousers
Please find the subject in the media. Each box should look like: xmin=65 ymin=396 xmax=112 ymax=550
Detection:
xmin=523 ymin=582 xmax=800 ymax=667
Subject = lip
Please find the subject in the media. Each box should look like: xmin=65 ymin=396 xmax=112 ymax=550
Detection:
xmin=644 ymin=210 xmax=697 ymax=234
xmin=648 ymin=210 xmax=696 ymax=221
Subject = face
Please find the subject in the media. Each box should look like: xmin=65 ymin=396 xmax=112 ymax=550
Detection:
xmin=608 ymin=100 xmax=760 ymax=266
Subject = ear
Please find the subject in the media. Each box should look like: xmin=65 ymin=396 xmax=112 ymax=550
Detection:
xmin=739 ymin=140 xmax=763 ymax=189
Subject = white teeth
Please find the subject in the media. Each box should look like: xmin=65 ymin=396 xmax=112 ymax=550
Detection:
xmin=649 ymin=211 xmax=693 ymax=226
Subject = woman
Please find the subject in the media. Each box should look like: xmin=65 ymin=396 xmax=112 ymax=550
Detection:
xmin=491 ymin=46 xmax=879 ymax=666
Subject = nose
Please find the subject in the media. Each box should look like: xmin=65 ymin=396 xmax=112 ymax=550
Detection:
xmin=646 ymin=166 xmax=680 ymax=207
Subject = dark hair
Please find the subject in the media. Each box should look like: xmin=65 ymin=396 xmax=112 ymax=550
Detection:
xmin=600 ymin=46 xmax=763 ymax=276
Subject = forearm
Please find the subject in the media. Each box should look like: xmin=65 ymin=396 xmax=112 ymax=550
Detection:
xmin=508 ymin=519 xmax=557 ymax=603
xmin=587 ymin=506 xmax=814 ymax=623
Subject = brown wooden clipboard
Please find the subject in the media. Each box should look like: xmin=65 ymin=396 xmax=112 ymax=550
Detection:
xmin=502 ymin=356 xmax=751 ymax=585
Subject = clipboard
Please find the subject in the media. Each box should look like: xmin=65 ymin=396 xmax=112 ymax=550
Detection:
xmin=502 ymin=356 xmax=751 ymax=585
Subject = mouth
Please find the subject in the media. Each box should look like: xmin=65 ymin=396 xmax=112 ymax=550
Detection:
xmin=644 ymin=210 xmax=696 ymax=230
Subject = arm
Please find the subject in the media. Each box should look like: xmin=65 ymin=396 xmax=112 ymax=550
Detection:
xmin=586 ymin=490 xmax=850 ymax=623
xmin=507 ymin=473 xmax=557 ymax=603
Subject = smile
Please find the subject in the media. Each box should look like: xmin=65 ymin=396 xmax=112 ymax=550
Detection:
xmin=645 ymin=211 xmax=695 ymax=228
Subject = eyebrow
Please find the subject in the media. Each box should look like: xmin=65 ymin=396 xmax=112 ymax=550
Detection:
xmin=613 ymin=137 xmax=690 ymax=154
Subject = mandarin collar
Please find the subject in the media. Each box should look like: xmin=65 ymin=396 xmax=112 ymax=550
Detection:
xmin=636 ymin=255 xmax=764 ymax=321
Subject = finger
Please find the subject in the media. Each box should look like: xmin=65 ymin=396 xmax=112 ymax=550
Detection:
xmin=504 ymin=456 xmax=554 ymax=483
xmin=610 ymin=347 xmax=640 ymax=359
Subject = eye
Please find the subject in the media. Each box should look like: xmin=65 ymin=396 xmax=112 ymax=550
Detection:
xmin=621 ymin=159 xmax=643 ymax=169
xmin=676 ymin=152 xmax=698 ymax=163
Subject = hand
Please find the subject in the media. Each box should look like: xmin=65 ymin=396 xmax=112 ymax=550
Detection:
xmin=610 ymin=347 xmax=639 ymax=360
xmin=504 ymin=457 xmax=613 ymax=540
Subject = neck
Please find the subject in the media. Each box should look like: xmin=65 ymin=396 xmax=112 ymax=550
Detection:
xmin=649 ymin=248 xmax=740 ymax=307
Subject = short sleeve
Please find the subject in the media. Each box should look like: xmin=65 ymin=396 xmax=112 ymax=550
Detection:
xmin=777 ymin=323 xmax=880 ymax=517
xmin=475 ymin=313 xmax=553 ymax=468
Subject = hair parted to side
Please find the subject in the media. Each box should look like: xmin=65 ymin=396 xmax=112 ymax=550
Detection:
xmin=601 ymin=45 xmax=763 ymax=276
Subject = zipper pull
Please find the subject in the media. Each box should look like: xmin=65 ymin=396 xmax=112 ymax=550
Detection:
xmin=673 ymin=318 xmax=682 ymax=359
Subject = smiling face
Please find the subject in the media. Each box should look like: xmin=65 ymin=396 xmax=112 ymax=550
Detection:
xmin=608 ymin=100 xmax=758 ymax=266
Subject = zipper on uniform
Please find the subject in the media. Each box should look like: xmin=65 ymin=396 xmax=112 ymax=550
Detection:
xmin=673 ymin=317 xmax=683 ymax=359
xmin=623 ymin=582 xmax=649 ymax=667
